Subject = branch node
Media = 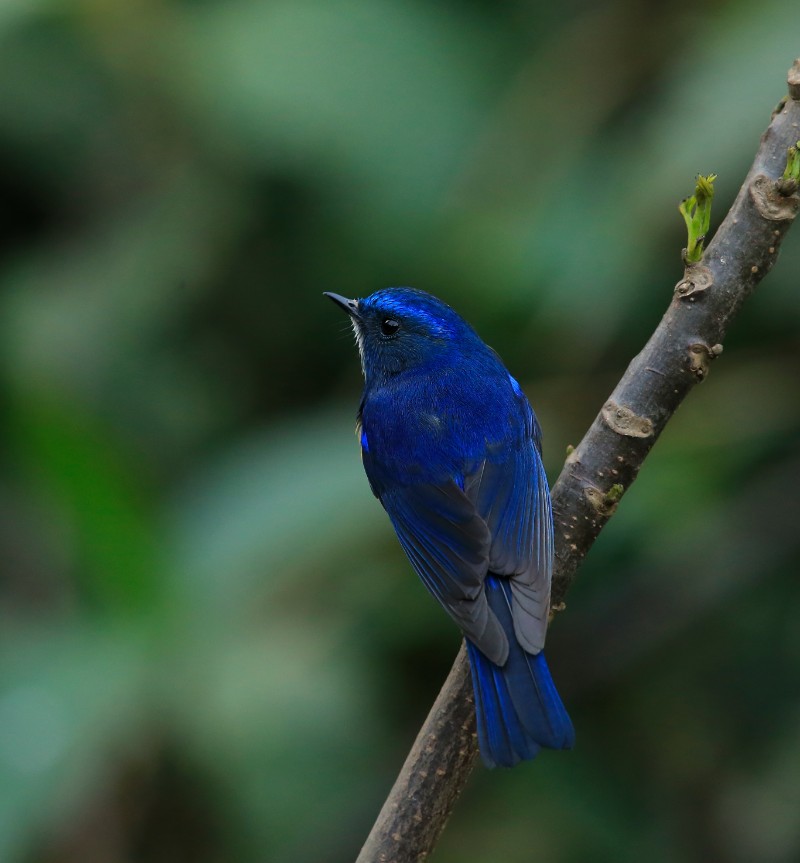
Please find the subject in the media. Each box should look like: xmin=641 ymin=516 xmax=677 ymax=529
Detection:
xmin=584 ymin=483 xmax=624 ymax=517
xmin=750 ymin=174 xmax=800 ymax=221
xmin=788 ymin=58 xmax=800 ymax=101
xmin=687 ymin=341 xmax=722 ymax=381
xmin=601 ymin=401 xmax=654 ymax=438
xmin=674 ymin=264 xmax=714 ymax=300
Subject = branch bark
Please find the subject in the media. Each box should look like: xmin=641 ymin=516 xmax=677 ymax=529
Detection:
xmin=356 ymin=60 xmax=800 ymax=863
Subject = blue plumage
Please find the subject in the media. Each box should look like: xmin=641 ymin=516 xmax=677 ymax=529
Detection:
xmin=468 ymin=578 xmax=574 ymax=767
xmin=325 ymin=287 xmax=574 ymax=767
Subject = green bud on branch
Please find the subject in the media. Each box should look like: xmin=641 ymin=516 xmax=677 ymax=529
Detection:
xmin=679 ymin=173 xmax=717 ymax=263
xmin=778 ymin=140 xmax=800 ymax=195
xmin=782 ymin=141 xmax=800 ymax=182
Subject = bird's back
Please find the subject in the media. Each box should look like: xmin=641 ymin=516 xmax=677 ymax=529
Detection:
xmin=360 ymin=348 xmax=527 ymax=487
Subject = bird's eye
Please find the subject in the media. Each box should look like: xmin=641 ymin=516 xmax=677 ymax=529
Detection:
xmin=380 ymin=318 xmax=401 ymax=337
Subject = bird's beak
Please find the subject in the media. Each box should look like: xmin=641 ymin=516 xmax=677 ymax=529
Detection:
xmin=323 ymin=292 xmax=361 ymax=319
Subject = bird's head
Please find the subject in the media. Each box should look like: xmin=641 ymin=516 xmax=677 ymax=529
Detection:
xmin=324 ymin=287 xmax=479 ymax=384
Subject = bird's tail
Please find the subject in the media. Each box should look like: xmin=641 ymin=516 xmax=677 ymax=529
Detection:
xmin=466 ymin=576 xmax=574 ymax=768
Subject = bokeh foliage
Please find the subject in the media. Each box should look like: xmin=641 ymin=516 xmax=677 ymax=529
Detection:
xmin=1 ymin=2 xmax=799 ymax=861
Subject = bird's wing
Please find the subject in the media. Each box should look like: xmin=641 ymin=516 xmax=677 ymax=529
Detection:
xmin=464 ymin=440 xmax=553 ymax=655
xmin=373 ymin=478 xmax=508 ymax=665
xmin=360 ymin=394 xmax=552 ymax=662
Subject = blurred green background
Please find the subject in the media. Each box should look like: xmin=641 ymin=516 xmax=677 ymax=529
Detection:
xmin=1 ymin=1 xmax=799 ymax=861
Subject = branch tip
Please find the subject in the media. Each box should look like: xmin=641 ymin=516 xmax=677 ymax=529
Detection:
xmin=788 ymin=58 xmax=800 ymax=101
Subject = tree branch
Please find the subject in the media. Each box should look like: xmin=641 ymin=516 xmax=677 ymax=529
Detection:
xmin=356 ymin=60 xmax=800 ymax=863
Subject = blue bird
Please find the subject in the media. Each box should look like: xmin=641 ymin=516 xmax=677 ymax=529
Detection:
xmin=325 ymin=287 xmax=574 ymax=768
